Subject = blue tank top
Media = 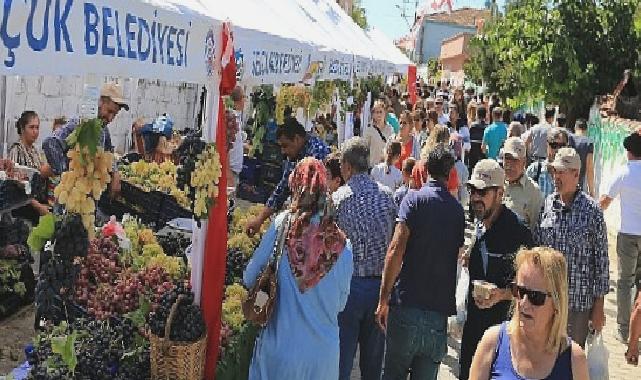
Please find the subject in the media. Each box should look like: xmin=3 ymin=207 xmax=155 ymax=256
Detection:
xmin=490 ymin=322 xmax=572 ymax=380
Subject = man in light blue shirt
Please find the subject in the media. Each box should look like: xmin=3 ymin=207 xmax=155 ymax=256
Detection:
xmin=482 ymin=107 xmax=508 ymax=160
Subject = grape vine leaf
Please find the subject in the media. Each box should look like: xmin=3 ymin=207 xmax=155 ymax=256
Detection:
xmin=50 ymin=331 xmax=78 ymax=373
xmin=124 ymin=297 xmax=151 ymax=328
xmin=27 ymin=214 xmax=56 ymax=252
xmin=66 ymin=118 xmax=104 ymax=158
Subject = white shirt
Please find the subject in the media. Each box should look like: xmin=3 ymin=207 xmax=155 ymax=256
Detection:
xmin=606 ymin=160 xmax=641 ymax=235
xmin=363 ymin=123 xmax=393 ymax=168
xmin=438 ymin=113 xmax=450 ymax=125
xmin=370 ymin=163 xmax=403 ymax=192
xmin=229 ymin=110 xmax=244 ymax=175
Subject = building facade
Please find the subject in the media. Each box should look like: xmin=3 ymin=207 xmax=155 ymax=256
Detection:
xmin=440 ymin=33 xmax=474 ymax=86
xmin=398 ymin=7 xmax=489 ymax=64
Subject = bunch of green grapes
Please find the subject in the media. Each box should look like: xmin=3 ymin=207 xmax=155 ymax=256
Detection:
xmin=227 ymin=234 xmax=257 ymax=259
xmin=54 ymin=146 xmax=113 ymax=236
xmin=190 ymin=144 xmax=222 ymax=219
xmin=221 ymin=283 xmax=247 ymax=331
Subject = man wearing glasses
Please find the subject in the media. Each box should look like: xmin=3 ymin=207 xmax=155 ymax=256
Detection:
xmin=502 ymin=137 xmax=544 ymax=229
xmin=459 ymin=159 xmax=533 ymax=380
xmin=534 ymin=147 xmax=609 ymax=348
xmin=526 ymin=127 xmax=570 ymax=198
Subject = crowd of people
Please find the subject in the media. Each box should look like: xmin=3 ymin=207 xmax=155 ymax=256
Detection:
xmin=242 ymin=83 xmax=641 ymax=379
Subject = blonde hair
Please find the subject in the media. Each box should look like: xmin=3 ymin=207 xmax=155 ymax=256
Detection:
xmin=510 ymin=247 xmax=569 ymax=353
xmin=421 ymin=125 xmax=450 ymax=160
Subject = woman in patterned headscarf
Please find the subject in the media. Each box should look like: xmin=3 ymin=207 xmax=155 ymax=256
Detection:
xmin=244 ymin=157 xmax=353 ymax=380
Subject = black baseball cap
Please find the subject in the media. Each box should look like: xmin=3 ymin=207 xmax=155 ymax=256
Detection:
xmin=624 ymin=132 xmax=641 ymax=157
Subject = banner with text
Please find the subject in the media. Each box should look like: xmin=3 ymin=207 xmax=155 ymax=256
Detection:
xmin=0 ymin=0 xmax=221 ymax=83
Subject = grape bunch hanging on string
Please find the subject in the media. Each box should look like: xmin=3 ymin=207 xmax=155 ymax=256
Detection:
xmin=53 ymin=119 xmax=114 ymax=236
xmin=176 ymin=135 xmax=222 ymax=223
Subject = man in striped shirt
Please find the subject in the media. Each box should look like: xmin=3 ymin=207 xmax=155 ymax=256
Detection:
xmin=526 ymin=127 xmax=570 ymax=199
xmin=534 ymin=147 xmax=609 ymax=348
xmin=333 ymin=137 xmax=397 ymax=380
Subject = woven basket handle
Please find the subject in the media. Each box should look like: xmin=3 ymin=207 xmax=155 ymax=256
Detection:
xmin=163 ymin=294 xmax=185 ymax=343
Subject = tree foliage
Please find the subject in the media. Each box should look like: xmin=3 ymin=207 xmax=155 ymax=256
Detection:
xmin=465 ymin=0 xmax=641 ymax=118
xmin=351 ymin=0 xmax=368 ymax=30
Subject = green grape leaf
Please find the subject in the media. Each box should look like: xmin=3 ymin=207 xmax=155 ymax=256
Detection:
xmin=27 ymin=214 xmax=56 ymax=252
xmin=124 ymin=297 xmax=151 ymax=328
xmin=50 ymin=331 xmax=78 ymax=373
xmin=66 ymin=118 xmax=104 ymax=158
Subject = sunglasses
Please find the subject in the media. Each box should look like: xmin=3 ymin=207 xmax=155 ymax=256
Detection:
xmin=548 ymin=142 xmax=567 ymax=150
xmin=467 ymin=185 xmax=497 ymax=197
xmin=511 ymin=283 xmax=551 ymax=306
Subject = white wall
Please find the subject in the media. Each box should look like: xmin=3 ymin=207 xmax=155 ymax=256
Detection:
xmin=2 ymin=76 xmax=201 ymax=155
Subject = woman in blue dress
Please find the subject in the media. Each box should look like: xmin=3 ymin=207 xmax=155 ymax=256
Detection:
xmin=244 ymin=157 xmax=354 ymax=380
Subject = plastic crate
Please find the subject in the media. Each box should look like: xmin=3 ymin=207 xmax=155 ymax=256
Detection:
xmin=159 ymin=194 xmax=193 ymax=225
xmin=260 ymin=143 xmax=282 ymax=164
xmin=239 ymin=156 xmax=262 ymax=186
xmin=120 ymin=181 xmax=164 ymax=215
xmin=97 ymin=193 xmax=133 ymax=220
xmin=260 ymin=163 xmax=283 ymax=184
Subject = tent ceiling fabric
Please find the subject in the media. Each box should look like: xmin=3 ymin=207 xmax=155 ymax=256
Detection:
xmin=0 ymin=0 xmax=410 ymax=83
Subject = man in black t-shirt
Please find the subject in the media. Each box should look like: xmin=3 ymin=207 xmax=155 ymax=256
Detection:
xmin=376 ymin=146 xmax=465 ymax=380
xmin=467 ymin=106 xmax=488 ymax=174
xmin=572 ymin=119 xmax=595 ymax=197
xmin=459 ymin=160 xmax=534 ymax=380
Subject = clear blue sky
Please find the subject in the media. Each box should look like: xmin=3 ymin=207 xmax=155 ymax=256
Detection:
xmin=362 ymin=0 xmax=505 ymax=41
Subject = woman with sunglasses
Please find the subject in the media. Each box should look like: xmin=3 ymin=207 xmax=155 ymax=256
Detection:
xmin=394 ymin=111 xmax=420 ymax=170
xmin=469 ymin=247 xmax=589 ymax=380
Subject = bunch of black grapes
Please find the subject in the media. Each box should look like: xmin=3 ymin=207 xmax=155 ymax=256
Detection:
xmin=34 ymin=252 xmax=79 ymax=327
xmin=157 ymin=231 xmax=190 ymax=264
xmin=225 ymin=248 xmax=249 ymax=286
xmin=74 ymin=318 xmax=149 ymax=380
xmin=148 ymin=282 xmax=205 ymax=342
xmin=53 ymin=214 xmax=89 ymax=260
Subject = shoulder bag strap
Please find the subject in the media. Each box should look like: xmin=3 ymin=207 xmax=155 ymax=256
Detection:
xmin=269 ymin=211 xmax=291 ymax=273
xmin=373 ymin=126 xmax=387 ymax=143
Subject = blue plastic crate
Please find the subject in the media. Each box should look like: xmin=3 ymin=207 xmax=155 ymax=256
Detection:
xmin=239 ymin=156 xmax=262 ymax=185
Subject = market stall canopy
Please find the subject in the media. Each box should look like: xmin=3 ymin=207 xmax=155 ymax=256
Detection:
xmin=367 ymin=27 xmax=413 ymax=74
xmin=0 ymin=0 xmax=224 ymax=83
xmin=217 ymin=0 xmax=408 ymax=85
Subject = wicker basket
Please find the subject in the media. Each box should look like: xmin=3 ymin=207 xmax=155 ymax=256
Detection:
xmin=149 ymin=295 xmax=207 ymax=380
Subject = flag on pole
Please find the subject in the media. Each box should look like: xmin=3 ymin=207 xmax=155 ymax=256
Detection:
xmin=431 ymin=0 xmax=453 ymax=13
xmin=201 ymin=20 xmax=236 ymax=379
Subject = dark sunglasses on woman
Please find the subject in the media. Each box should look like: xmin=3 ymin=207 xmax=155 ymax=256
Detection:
xmin=511 ymin=283 xmax=551 ymax=306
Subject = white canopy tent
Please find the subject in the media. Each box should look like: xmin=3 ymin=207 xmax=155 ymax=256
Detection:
xmin=367 ymin=27 xmax=413 ymax=74
xmin=0 ymin=0 xmax=225 ymax=157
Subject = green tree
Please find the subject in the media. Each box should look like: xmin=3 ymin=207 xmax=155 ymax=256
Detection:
xmin=351 ymin=0 xmax=368 ymax=30
xmin=466 ymin=0 xmax=641 ymax=120
xmin=426 ymin=58 xmax=442 ymax=83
